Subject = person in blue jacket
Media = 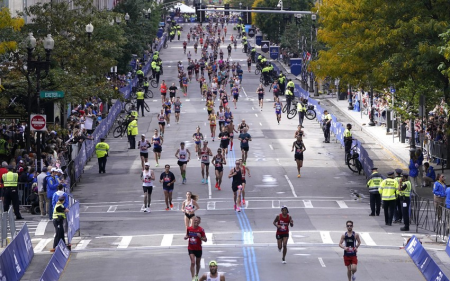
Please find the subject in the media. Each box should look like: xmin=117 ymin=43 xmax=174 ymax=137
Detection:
xmin=52 ymin=184 xmax=69 ymax=210
xmin=46 ymin=168 xmax=59 ymax=220
xmin=446 ymin=186 xmax=450 ymax=209
xmin=408 ymin=152 xmax=419 ymax=192
xmin=422 ymin=162 xmax=436 ymax=187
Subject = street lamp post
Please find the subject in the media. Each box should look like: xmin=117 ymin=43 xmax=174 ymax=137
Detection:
xmin=348 ymin=85 xmax=354 ymax=110
xmin=115 ymin=16 xmax=122 ymax=24
xmin=368 ymin=88 xmax=376 ymax=126
xmin=335 ymin=78 xmax=340 ymax=101
xmin=26 ymin=33 xmax=55 ymax=171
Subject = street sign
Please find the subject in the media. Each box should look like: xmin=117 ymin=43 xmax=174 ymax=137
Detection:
xmin=269 ymin=46 xmax=279 ymax=59
xmin=30 ymin=114 xmax=46 ymax=131
xmin=248 ymin=28 xmax=255 ymax=38
xmin=40 ymin=91 xmax=64 ymax=98
xmin=261 ymin=41 xmax=270 ymax=53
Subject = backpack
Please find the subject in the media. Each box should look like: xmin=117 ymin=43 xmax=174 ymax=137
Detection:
xmin=42 ymin=175 xmax=51 ymax=192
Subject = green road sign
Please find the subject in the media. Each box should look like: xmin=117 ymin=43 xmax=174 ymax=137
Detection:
xmin=40 ymin=91 xmax=64 ymax=98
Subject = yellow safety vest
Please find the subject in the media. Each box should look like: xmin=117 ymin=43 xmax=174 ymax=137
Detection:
xmin=287 ymin=81 xmax=295 ymax=88
xmin=399 ymin=181 xmax=412 ymax=197
xmin=136 ymin=91 xmax=145 ymax=100
xmin=367 ymin=172 xmax=383 ymax=193
xmin=2 ymin=172 xmax=18 ymax=187
xmin=344 ymin=129 xmax=352 ymax=138
xmin=128 ymin=120 xmax=138 ymax=135
xmin=285 ymin=89 xmax=293 ymax=96
xmin=131 ymin=111 xmax=139 ymax=120
xmin=297 ymin=102 xmax=306 ymax=112
xmin=379 ymin=178 xmax=398 ymax=200
xmin=95 ymin=142 xmax=109 ymax=158
xmin=52 ymin=202 xmax=66 ymax=219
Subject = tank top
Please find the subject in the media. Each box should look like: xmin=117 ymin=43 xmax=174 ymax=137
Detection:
xmin=276 ymin=214 xmax=290 ymax=235
xmin=193 ymin=133 xmax=202 ymax=143
xmin=138 ymin=139 xmax=149 ymax=153
xmin=160 ymin=84 xmax=167 ymax=93
xmin=232 ymin=167 xmax=243 ymax=185
xmin=344 ymin=231 xmax=356 ymax=256
xmin=218 ymin=111 xmax=225 ymax=121
xmin=224 ymin=112 xmax=232 ymax=124
xmin=179 ymin=148 xmax=188 ymax=162
xmin=222 ymin=94 xmax=228 ymax=104
xmin=185 ymin=199 xmax=195 ymax=213
xmin=275 ymin=102 xmax=281 ymax=111
xmin=206 ymin=273 xmax=221 ymax=281
xmin=294 ymin=141 xmax=304 ymax=155
xmin=152 ymin=136 xmax=161 ymax=148
xmin=174 ymin=101 xmax=181 ymax=112
xmin=209 ymin=115 xmax=216 ymax=125
xmin=201 ymin=147 xmax=210 ymax=163
xmin=142 ymin=170 xmax=153 ymax=187
xmin=214 ymin=155 xmax=223 ymax=168
xmin=158 ymin=113 xmax=165 ymax=122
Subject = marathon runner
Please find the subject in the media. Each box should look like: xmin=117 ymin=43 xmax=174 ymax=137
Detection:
xmin=174 ymin=97 xmax=182 ymax=124
xmin=160 ymin=164 xmax=176 ymax=211
xmin=292 ymin=136 xmax=306 ymax=178
xmin=184 ymin=216 xmax=207 ymax=281
xmin=238 ymin=127 xmax=252 ymax=165
xmin=339 ymin=221 xmax=361 ymax=281
xmin=211 ymin=148 xmax=226 ymax=191
xmin=208 ymin=109 xmax=217 ymax=142
xmin=256 ymin=84 xmax=265 ymax=111
xmin=239 ymin=159 xmax=250 ymax=206
xmin=140 ymin=162 xmax=155 ymax=213
xmin=137 ymin=134 xmax=151 ymax=169
xmin=163 ymin=98 xmax=172 ymax=127
xmin=175 ymin=142 xmax=191 ymax=184
xmin=228 ymin=160 xmax=244 ymax=212
xmin=169 ymin=83 xmax=178 ymax=103
xmin=192 ymin=127 xmax=204 ymax=160
xmin=181 ymin=191 xmax=199 ymax=228
xmin=200 ymin=140 xmax=213 ymax=184
xmin=151 ymin=129 xmax=163 ymax=167
xmin=218 ymin=126 xmax=230 ymax=157
xmin=274 ymin=97 xmax=283 ymax=125
xmin=273 ymin=206 xmax=294 ymax=264
xmin=199 ymin=261 xmax=225 ymax=281
xmin=160 ymin=80 xmax=167 ymax=104
xmin=158 ymin=109 xmax=166 ymax=137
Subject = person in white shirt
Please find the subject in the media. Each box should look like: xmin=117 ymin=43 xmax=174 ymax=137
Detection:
xmin=140 ymin=163 xmax=155 ymax=212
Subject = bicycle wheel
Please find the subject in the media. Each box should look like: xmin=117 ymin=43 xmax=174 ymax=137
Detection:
xmin=305 ymin=109 xmax=316 ymax=120
xmin=282 ymin=103 xmax=287 ymax=113
xmin=130 ymin=92 xmax=136 ymax=99
xmin=255 ymin=68 xmax=261 ymax=75
xmin=347 ymin=157 xmax=360 ymax=173
xmin=150 ymin=79 xmax=158 ymax=88
xmin=144 ymin=102 xmax=150 ymax=112
xmin=146 ymin=90 xmax=154 ymax=98
xmin=242 ymin=48 xmax=245 ymax=53
xmin=124 ymin=102 xmax=134 ymax=112
xmin=113 ymin=126 xmax=122 ymax=138
xmin=287 ymin=108 xmax=297 ymax=119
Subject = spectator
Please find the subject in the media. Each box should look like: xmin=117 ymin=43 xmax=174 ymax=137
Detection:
xmin=408 ymin=151 xmax=419 ymax=192
xmin=0 ymin=161 xmax=7 ymax=200
xmin=422 ymin=162 xmax=435 ymax=187
xmin=446 ymin=185 xmax=450 ymax=209
xmin=433 ymin=174 xmax=446 ymax=220
xmin=37 ymin=167 xmax=49 ymax=217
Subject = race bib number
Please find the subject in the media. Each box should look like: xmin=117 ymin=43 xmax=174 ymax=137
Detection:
xmin=180 ymin=155 xmax=186 ymax=159
xmin=202 ymin=155 xmax=207 ymax=161
xmin=164 ymin=176 xmax=170 ymax=183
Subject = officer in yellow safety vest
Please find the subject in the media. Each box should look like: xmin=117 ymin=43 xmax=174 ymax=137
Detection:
xmin=143 ymin=79 xmax=149 ymax=94
xmin=51 ymin=195 xmax=68 ymax=252
xmin=151 ymin=61 xmax=157 ymax=79
xmin=287 ymin=79 xmax=295 ymax=93
xmin=379 ymin=171 xmax=398 ymax=226
xmin=343 ymin=123 xmax=353 ymax=162
xmin=127 ymin=115 xmax=138 ymax=149
xmin=278 ymin=72 xmax=286 ymax=95
xmin=285 ymin=87 xmax=294 ymax=113
xmin=177 ymin=29 xmax=181 ymax=40
xmin=95 ymin=137 xmax=109 ymax=174
xmin=1 ymin=166 xmax=23 ymax=219
xmin=366 ymin=167 xmax=384 ymax=216
xmin=398 ymin=173 xmax=412 ymax=231
xmin=322 ymin=110 xmax=332 ymax=143
xmin=136 ymin=88 xmax=146 ymax=117
xmin=261 ymin=65 xmax=271 ymax=84
xmin=136 ymin=69 xmax=144 ymax=81
xmin=297 ymin=99 xmax=306 ymax=128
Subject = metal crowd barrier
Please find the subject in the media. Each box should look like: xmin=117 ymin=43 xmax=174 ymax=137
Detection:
xmin=429 ymin=141 xmax=448 ymax=163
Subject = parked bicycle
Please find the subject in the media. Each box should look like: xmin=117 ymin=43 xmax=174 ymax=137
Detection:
xmin=113 ymin=115 xmax=130 ymax=138
xmin=123 ymin=99 xmax=150 ymax=113
xmin=130 ymin=90 xmax=154 ymax=99
xmin=347 ymin=144 xmax=362 ymax=174
xmin=283 ymin=100 xmax=317 ymax=120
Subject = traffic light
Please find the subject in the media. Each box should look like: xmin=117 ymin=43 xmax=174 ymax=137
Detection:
xmin=224 ymin=4 xmax=229 ymax=15
xmin=243 ymin=9 xmax=252 ymax=25
xmin=200 ymin=5 xmax=206 ymax=22
xmin=195 ymin=3 xmax=201 ymax=22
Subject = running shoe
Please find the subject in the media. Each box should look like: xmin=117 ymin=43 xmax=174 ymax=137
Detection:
xmin=234 ymin=204 xmax=236 ymax=210
xmin=242 ymin=199 xmax=246 ymax=205
xmin=147 ymin=208 xmax=151 ymax=213
xmin=155 ymin=163 xmax=159 ymax=167
xmin=205 ymin=179 xmax=208 ymax=184
xmin=297 ymin=174 xmax=301 ymax=178
xmin=352 ymin=274 xmax=356 ymax=281
xmin=218 ymin=186 xmax=221 ymax=191
xmin=237 ymin=207 xmax=241 ymax=212
xmin=282 ymin=260 xmax=287 ymax=264
xmin=215 ymin=182 xmax=219 ymax=188
xmin=144 ymin=208 xmax=148 ymax=213
xmin=165 ymin=207 xmax=169 ymax=211
xmin=201 ymin=178 xmax=205 ymax=184
xmin=170 ymin=203 xmax=174 ymax=208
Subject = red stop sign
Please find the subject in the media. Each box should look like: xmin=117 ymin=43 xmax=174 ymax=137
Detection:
xmin=30 ymin=114 xmax=46 ymax=131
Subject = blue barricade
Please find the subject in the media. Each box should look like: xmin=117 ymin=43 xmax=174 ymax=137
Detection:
xmin=67 ymin=201 xmax=80 ymax=244
xmin=446 ymin=236 xmax=450 ymax=257
xmin=405 ymin=235 xmax=449 ymax=281
xmin=40 ymin=240 xmax=70 ymax=281
xmin=0 ymin=224 xmax=34 ymax=281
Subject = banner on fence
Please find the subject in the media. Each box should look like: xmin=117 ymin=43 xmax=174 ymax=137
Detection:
xmin=67 ymin=201 xmax=80 ymax=244
xmin=255 ymin=35 xmax=262 ymax=46
xmin=446 ymin=236 xmax=450 ymax=258
xmin=0 ymin=224 xmax=34 ymax=281
xmin=405 ymin=235 xmax=449 ymax=281
xmin=290 ymin=58 xmax=302 ymax=76
xmin=40 ymin=240 xmax=70 ymax=281
xmin=269 ymin=46 xmax=279 ymax=60
xmin=260 ymin=41 xmax=270 ymax=53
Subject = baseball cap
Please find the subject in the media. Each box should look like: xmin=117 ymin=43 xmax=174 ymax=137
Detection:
xmin=209 ymin=260 xmax=218 ymax=266
xmin=281 ymin=205 xmax=289 ymax=213
xmin=144 ymin=162 xmax=150 ymax=166
xmin=51 ymin=168 xmax=57 ymax=172
xmin=141 ymin=134 xmax=146 ymax=137
xmin=1 ymin=161 xmax=7 ymax=168
xmin=57 ymin=169 xmax=63 ymax=173
xmin=19 ymin=160 xmax=24 ymax=164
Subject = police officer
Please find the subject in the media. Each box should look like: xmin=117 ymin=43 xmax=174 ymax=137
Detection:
xmin=278 ymin=72 xmax=286 ymax=95
xmin=177 ymin=29 xmax=181 ymax=40
xmin=379 ymin=171 xmax=398 ymax=226
xmin=343 ymin=124 xmax=353 ymax=163
xmin=136 ymin=88 xmax=145 ymax=117
xmin=322 ymin=110 xmax=332 ymax=143
xmin=143 ymin=78 xmax=149 ymax=94
xmin=127 ymin=115 xmax=138 ymax=149
xmin=136 ymin=68 xmax=144 ymax=84
xmin=155 ymin=62 xmax=162 ymax=84
xmin=250 ymin=47 xmax=256 ymax=62
xmin=128 ymin=104 xmax=139 ymax=120
xmin=367 ymin=167 xmax=384 ymax=216
xmin=262 ymin=65 xmax=271 ymax=84
xmin=51 ymin=195 xmax=68 ymax=252
xmin=297 ymin=99 xmax=306 ymax=128
xmin=1 ymin=166 xmax=23 ymax=219
xmin=95 ymin=137 xmax=109 ymax=174
xmin=393 ymin=168 xmax=403 ymax=223
xmin=285 ymin=87 xmax=294 ymax=113
xmin=398 ymin=173 xmax=411 ymax=231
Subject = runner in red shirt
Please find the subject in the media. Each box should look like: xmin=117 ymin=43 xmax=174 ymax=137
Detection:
xmin=185 ymin=216 xmax=207 ymax=281
xmin=273 ymin=206 xmax=294 ymax=264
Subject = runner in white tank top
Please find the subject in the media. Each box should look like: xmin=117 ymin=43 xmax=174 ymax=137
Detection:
xmin=140 ymin=163 xmax=155 ymax=213
xmin=199 ymin=260 xmax=224 ymax=281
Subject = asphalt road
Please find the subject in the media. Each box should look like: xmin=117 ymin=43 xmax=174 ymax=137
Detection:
xmin=20 ymin=23 xmax=438 ymax=281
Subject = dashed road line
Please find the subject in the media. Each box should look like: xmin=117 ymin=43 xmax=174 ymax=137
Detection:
xmin=284 ymin=175 xmax=298 ymax=198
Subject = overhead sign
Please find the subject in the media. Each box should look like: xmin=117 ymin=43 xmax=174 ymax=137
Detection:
xmin=40 ymin=91 xmax=64 ymax=98
xmin=248 ymin=28 xmax=255 ymax=38
xmin=269 ymin=46 xmax=279 ymax=60
xmin=261 ymin=40 xmax=270 ymax=53
xmin=290 ymin=58 xmax=302 ymax=76
xmin=30 ymin=114 xmax=46 ymax=131
xmin=255 ymin=35 xmax=262 ymax=46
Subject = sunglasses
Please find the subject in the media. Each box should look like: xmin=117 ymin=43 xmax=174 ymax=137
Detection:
xmin=347 ymin=225 xmax=353 ymax=227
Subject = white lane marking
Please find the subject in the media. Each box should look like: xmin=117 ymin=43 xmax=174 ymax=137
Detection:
xmin=318 ymin=257 xmax=326 ymax=267
xmin=360 ymin=232 xmax=376 ymax=246
xmin=242 ymin=87 xmax=248 ymax=97
xmin=107 ymin=205 xmax=117 ymax=212
xmin=207 ymin=201 xmax=216 ymax=210
xmin=284 ymin=175 xmax=298 ymax=198
xmin=303 ymin=200 xmax=313 ymax=208
xmin=34 ymin=238 xmax=52 ymax=253
xmin=208 ymin=176 xmax=212 ymax=199
xmin=266 ymin=99 xmax=271 ymax=101
xmin=160 ymin=234 xmax=174 ymax=247
xmin=201 ymin=258 xmax=205 ymax=269
xmin=153 ymin=99 xmax=157 ymax=102
xmin=204 ymin=233 xmax=213 ymax=245
xmin=252 ymin=107 xmax=255 ymax=110
xmin=117 ymin=236 xmax=133 ymax=248
xmin=272 ymin=200 xmax=280 ymax=208
xmin=269 ymin=145 xmax=273 ymax=150
xmin=288 ymin=236 xmax=295 ymax=245
xmin=255 ymin=114 xmax=258 ymax=117
xmin=35 ymin=220 xmax=49 ymax=236
xmin=336 ymin=201 xmax=348 ymax=209
xmin=259 ymin=122 xmax=262 ymax=126
xmin=74 ymin=240 xmax=91 ymax=250
xmin=320 ymin=231 xmax=333 ymax=244
xmin=186 ymin=99 xmax=191 ymax=101
xmin=245 ymin=200 xmax=249 ymax=208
